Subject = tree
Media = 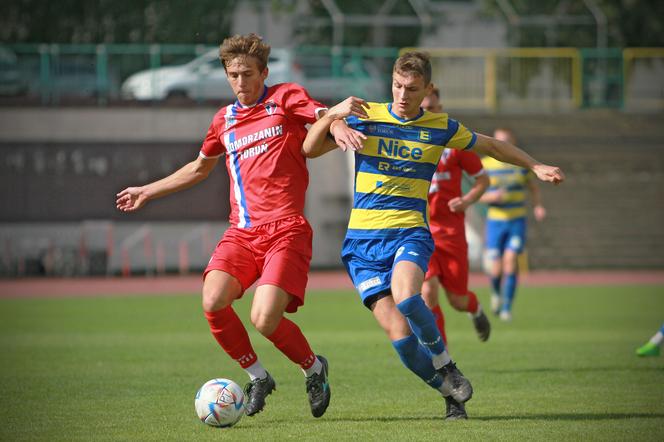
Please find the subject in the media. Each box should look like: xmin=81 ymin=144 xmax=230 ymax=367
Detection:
xmin=481 ymin=0 xmax=664 ymax=47
xmin=1 ymin=0 xmax=238 ymax=44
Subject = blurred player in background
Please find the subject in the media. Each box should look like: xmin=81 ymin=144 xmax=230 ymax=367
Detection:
xmin=480 ymin=128 xmax=547 ymax=322
xmin=636 ymin=323 xmax=664 ymax=356
xmin=421 ymin=85 xmax=442 ymax=112
xmin=116 ymin=33 xmax=339 ymax=419
xmin=302 ymin=51 xmax=565 ymax=420
xmin=420 ymin=87 xmax=491 ymax=345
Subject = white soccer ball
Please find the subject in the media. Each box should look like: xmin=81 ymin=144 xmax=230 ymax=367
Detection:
xmin=195 ymin=378 xmax=245 ymax=428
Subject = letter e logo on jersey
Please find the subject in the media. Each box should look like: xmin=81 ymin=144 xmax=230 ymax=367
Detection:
xmin=419 ymin=130 xmax=430 ymax=142
xmin=264 ymin=101 xmax=277 ymax=116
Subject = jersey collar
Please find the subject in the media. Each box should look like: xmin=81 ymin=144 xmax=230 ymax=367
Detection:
xmin=387 ymin=103 xmax=424 ymax=123
xmin=233 ymin=84 xmax=269 ymax=109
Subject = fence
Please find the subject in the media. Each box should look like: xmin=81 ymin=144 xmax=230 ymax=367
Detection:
xmin=0 ymin=221 xmax=227 ymax=277
xmin=405 ymin=47 xmax=581 ymax=112
xmin=623 ymin=48 xmax=664 ymax=111
xmin=1 ymin=44 xmax=663 ymax=111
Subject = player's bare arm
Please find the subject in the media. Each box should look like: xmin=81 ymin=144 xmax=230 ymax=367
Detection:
xmin=116 ymin=156 xmax=219 ymax=212
xmin=448 ymin=173 xmax=489 ymax=213
xmin=472 ymin=133 xmax=565 ymax=184
xmin=302 ymin=96 xmax=369 ymax=157
xmin=479 ymin=188 xmax=505 ymax=205
xmin=330 ymin=119 xmax=367 ymax=152
xmin=527 ymin=178 xmax=547 ymax=221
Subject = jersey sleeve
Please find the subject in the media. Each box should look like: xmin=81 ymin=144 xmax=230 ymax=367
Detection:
xmin=199 ymin=119 xmax=225 ymax=159
xmin=283 ymin=83 xmax=327 ymax=124
xmin=458 ymin=150 xmax=484 ymax=177
xmin=444 ymin=118 xmax=477 ymax=150
xmin=345 ymin=115 xmax=363 ymax=130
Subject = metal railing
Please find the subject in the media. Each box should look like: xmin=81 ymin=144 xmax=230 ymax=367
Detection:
xmin=2 ymin=43 xmax=663 ymax=111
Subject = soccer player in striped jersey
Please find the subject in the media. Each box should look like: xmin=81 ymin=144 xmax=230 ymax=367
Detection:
xmin=303 ymin=51 xmax=564 ymax=420
xmin=116 ymin=34 xmax=338 ymax=419
xmin=480 ymin=128 xmax=546 ymax=322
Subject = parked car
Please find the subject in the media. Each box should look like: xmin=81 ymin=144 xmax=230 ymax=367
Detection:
xmin=297 ymin=55 xmax=387 ymax=103
xmin=121 ymin=48 xmax=303 ymax=101
xmin=50 ymin=58 xmax=119 ymax=99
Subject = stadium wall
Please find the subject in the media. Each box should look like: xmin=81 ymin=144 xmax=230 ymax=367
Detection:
xmin=0 ymin=108 xmax=662 ymax=272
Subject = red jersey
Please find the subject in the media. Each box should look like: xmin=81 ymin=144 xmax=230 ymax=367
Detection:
xmin=428 ymin=148 xmax=485 ymax=239
xmin=200 ymin=83 xmax=326 ymax=228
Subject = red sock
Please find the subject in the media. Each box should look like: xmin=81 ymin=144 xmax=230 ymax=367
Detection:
xmin=204 ymin=306 xmax=257 ymax=368
xmin=431 ymin=304 xmax=448 ymax=346
xmin=267 ymin=318 xmax=316 ymax=370
xmin=466 ymin=291 xmax=479 ymax=314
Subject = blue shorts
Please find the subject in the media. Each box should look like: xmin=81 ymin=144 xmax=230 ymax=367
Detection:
xmin=341 ymin=228 xmax=434 ymax=309
xmin=485 ymin=217 xmax=527 ymax=258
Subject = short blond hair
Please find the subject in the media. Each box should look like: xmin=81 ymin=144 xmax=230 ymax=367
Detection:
xmin=393 ymin=51 xmax=432 ymax=85
xmin=219 ymin=33 xmax=271 ymax=71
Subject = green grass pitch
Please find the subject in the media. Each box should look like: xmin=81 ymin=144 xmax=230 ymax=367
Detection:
xmin=1 ymin=285 xmax=663 ymax=441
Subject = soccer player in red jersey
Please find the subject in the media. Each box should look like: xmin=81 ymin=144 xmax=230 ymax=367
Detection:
xmin=423 ymin=146 xmax=491 ymax=344
xmin=116 ymin=34 xmax=337 ymax=418
xmin=420 ymin=89 xmax=492 ymax=344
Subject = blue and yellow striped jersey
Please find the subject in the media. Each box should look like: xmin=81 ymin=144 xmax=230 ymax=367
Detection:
xmin=345 ymin=102 xmax=477 ymax=238
xmin=482 ymin=156 xmax=532 ymax=221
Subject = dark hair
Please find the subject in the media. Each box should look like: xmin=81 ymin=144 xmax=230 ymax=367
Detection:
xmin=393 ymin=51 xmax=432 ymax=85
xmin=219 ymin=33 xmax=271 ymax=71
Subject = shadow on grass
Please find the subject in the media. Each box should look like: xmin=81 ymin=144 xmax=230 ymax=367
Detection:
xmin=474 ymin=412 xmax=664 ymax=422
xmin=241 ymin=412 xmax=664 ymax=427
xmin=488 ymin=366 xmax=664 ymax=374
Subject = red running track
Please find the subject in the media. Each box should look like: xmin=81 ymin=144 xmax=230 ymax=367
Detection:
xmin=1 ymin=270 xmax=663 ymax=298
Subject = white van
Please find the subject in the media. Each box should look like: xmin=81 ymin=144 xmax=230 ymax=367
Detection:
xmin=121 ymin=48 xmax=303 ymax=101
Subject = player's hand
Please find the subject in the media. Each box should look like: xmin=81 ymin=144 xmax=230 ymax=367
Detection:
xmin=448 ymin=197 xmax=469 ymax=213
xmin=331 ymin=120 xmax=367 ymax=151
xmin=327 ymin=96 xmax=370 ymax=120
xmin=533 ymin=204 xmax=546 ymax=222
xmin=116 ymin=187 xmax=149 ymax=212
xmin=484 ymin=189 xmax=505 ymax=204
xmin=532 ymin=164 xmax=565 ymax=185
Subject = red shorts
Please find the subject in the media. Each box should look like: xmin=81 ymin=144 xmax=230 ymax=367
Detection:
xmin=425 ymin=236 xmax=469 ymax=295
xmin=204 ymin=215 xmax=313 ymax=313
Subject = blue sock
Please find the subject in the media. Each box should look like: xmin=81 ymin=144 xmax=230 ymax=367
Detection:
xmin=392 ymin=335 xmax=442 ymax=390
xmin=490 ymin=275 xmax=502 ymax=295
xmin=660 ymin=323 xmax=664 ymax=335
xmin=502 ymin=273 xmax=518 ymax=312
xmin=396 ymin=294 xmax=446 ymax=356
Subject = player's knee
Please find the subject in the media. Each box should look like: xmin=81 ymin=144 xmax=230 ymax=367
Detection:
xmin=503 ymin=252 xmax=518 ymax=273
xmin=484 ymin=249 xmax=501 ymax=275
xmin=250 ymin=309 xmax=280 ymax=336
xmin=420 ymin=282 xmax=439 ymax=308
xmin=201 ymin=289 xmax=231 ymax=312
